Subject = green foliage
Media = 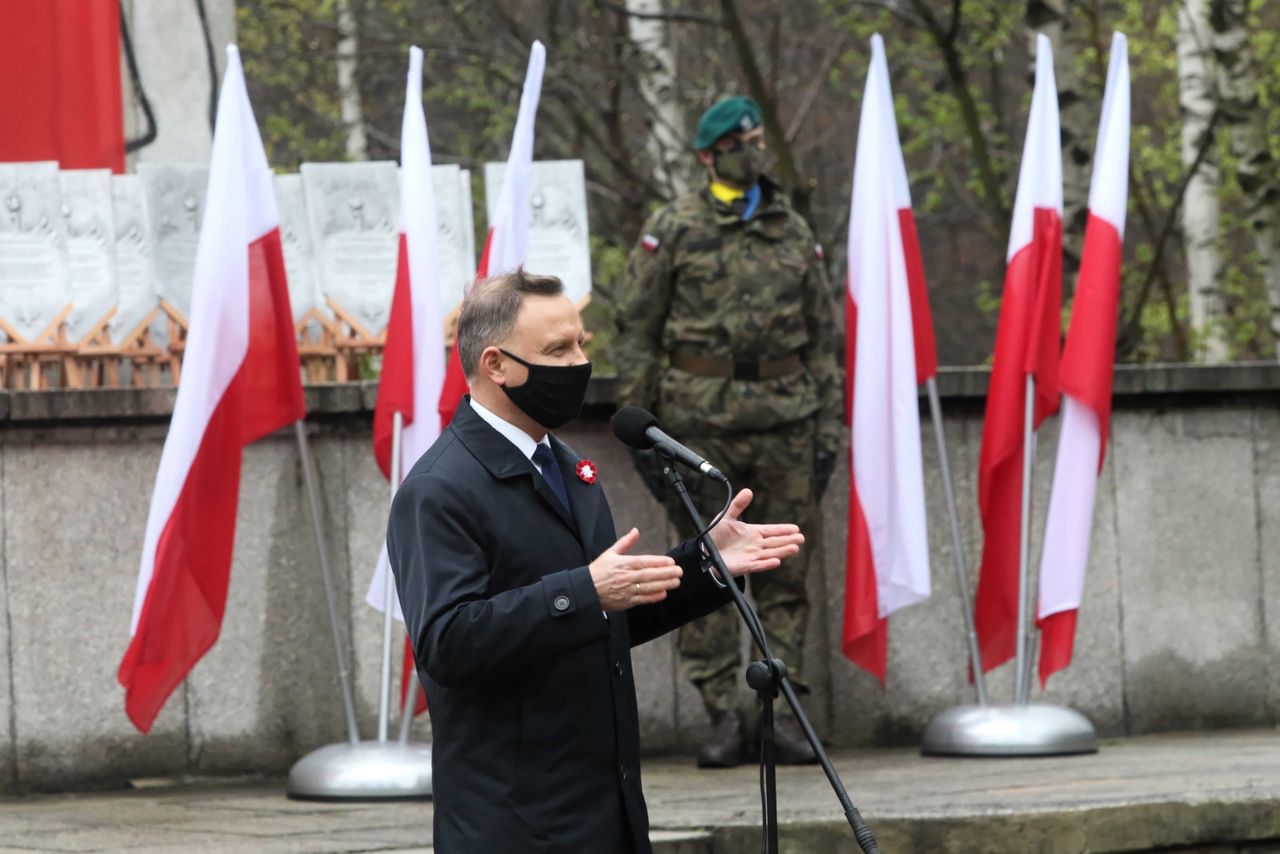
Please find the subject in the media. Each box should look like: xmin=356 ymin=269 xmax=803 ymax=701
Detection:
xmin=234 ymin=0 xmax=1280 ymax=365
xmin=237 ymin=0 xmax=348 ymax=168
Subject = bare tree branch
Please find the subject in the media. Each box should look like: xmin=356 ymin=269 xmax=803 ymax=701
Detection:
xmin=1119 ymin=109 xmax=1222 ymax=358
xmin=784 ymin=31 xmax=851 ymax=145
xmin=906 ymin=0 xmax=1011 ymax=227
xmin=947 ymin=0 xmax=962 ymax=45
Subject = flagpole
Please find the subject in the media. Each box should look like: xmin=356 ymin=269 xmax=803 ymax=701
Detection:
xmin=923 ymin=367 xmax=1096 ymax=754
xmin=397 ymin=667 xmax=419 ymax=744
xmin=377 ymin=412 xmax=404 ymax=742
xmin=293 ymin=420 xmax=360 ymax=745
xmin=1022 ymin=627 xmax=1040 ymax=703
xmin=925 ymin=378 xmax=987 ymax=706
xmin=1013 ymin=375 xmax=1037 ymax=705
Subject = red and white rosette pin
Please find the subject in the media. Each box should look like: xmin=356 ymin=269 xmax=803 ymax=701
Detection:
xmin=575 ymin=459 xmax=597 ymax=484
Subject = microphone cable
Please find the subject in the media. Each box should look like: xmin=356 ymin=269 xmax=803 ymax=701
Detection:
xmin=696 ymin=477 xmax=734 ymax=542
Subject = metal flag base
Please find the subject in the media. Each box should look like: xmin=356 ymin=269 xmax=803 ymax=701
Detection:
xmin=920 ymin=703 xmax=1098 ymax=757
xmin=286 ymin=741 xmax=433 ymax=800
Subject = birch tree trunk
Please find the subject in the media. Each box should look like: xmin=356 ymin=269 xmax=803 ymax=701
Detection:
xmin=626 ymin=0 xmax=688 ymax=199
xmin=336 ymin=0 xmax=368 ymax=161
xmin=1028 ymin=0 xmax=1089 ymax=287
xmin=1210 ymin=0 xmax=1280 ymax=356
xmin=1178 ymin=0 xmax=1227 ymax=361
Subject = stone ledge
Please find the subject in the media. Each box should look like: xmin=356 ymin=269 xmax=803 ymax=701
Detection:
xmin=933 ymin=361 xmax=1280 ymax=400
xmin=0 ymin=361 xmax=1275 ymax=423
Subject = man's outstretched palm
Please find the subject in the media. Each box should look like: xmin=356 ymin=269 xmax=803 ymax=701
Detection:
xmin=710 ymin=488 xmax=804 ymax=576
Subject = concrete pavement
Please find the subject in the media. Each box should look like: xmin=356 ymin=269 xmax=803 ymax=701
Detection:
xmin=1 ymin=729 xmax=1279 ymax=852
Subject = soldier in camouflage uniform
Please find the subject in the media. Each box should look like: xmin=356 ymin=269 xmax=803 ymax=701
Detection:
xmin=612 ymin=96 xmax=842 ymax=767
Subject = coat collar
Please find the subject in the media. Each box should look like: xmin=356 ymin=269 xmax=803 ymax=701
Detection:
xmin=451 ymin=398 xmax=602 ymax=545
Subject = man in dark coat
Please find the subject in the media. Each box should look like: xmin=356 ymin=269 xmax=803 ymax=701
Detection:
xmin=387 ymin=267 xmax=804 ymax=853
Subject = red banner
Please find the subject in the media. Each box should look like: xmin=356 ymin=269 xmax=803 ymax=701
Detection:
xmin=0 ymin=1 xmax=125 ymax=171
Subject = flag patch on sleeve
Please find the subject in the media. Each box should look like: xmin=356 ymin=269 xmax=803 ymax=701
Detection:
xmin=641 ymin=233 xmax=660 ymax=252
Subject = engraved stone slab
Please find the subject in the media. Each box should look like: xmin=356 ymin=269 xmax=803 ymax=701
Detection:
xmin=274 ymin=174 xmax=321 ymax=323
xmin=484 ymin=159 xmax=592 ymax=303
xmin=139 ymin=163 xmax=208 ymax=319
xmin=59 ymin=169 xmax=118 ymax=343
xmin=301 ymin=161 xmax=398 ymax=336
xmin=109 ymin=176 xmax=162 ymax=341
xmin=431 ymin=164 xmax=477 ymax=313
xmin=0 ymin=161 xmax=71 ymax=342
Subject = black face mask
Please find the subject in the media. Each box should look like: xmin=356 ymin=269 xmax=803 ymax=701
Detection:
xmin=499 ymin=349 xmax=593 ymax=430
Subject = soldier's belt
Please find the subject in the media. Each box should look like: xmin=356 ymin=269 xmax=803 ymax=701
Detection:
xmin=671 ymin=351 xmax=803 ymax=381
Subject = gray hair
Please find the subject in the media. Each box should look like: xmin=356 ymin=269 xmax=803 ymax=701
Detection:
xmin=457 ymin=266 xmax=565 ymax=381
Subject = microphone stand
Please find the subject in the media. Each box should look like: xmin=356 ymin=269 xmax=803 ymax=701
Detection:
xmin=655 ymin=447 xmax=879 ymax=854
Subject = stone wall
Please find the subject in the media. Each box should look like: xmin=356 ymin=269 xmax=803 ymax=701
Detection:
xmin=0 ymin=363 xmax=1276 ymax=791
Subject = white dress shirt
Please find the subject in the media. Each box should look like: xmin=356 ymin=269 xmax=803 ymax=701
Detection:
xmin=470 ymin=398 xmax=552 ymax=472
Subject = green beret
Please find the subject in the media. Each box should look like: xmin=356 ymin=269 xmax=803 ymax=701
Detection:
xmin=694 ymin=96 xmax=763 ymax=151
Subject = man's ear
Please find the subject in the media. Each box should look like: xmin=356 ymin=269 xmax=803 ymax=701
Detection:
xmin=479 ymin=346 xmax=506 ymax=386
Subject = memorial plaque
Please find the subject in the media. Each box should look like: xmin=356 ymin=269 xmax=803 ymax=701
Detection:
xmin=0 ymin=161 xmax=71 ymax=342
xmin=301 ymin=161 xmax=398 ymax=335
xmin=109 ymin=176 xmax=162 ymax=342
xmin=484 ymin=159 xmax=592 ymax=303
xmin=274 ymin=174 xmax=321 ymax=323
xmin=431 ymin=164 xmax=477 ymax=313
xmin=59 ymin=169 xmax=118 ymax=343
xmin=139 ymin=163 xmax=208 ymax=318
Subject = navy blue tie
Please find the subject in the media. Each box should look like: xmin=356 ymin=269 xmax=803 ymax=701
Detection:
xmin=533 ymin=444 xmax=571 ymax=513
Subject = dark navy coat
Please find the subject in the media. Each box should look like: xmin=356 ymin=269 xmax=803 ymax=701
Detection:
xmin=387 ymin=399 xmax=735 ymax=853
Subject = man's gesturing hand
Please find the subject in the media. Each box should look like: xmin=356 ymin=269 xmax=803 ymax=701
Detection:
xmin=710 ymin=489 xmax=805 ymax=576
xmin=590 ymin=528 xmax=683 ymax=612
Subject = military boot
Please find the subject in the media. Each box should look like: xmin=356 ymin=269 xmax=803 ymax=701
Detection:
xmin=696 ymin=710 xmax=746 ymax=768
xmin=773 ymin=715 xmax=819 ymax=765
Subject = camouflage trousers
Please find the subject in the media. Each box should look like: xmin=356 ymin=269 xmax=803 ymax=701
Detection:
xmin=661 ymin=418 xmax=817 ymax=717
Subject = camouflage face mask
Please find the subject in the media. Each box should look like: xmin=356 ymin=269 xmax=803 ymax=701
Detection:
xmin=712 ymin=145 xmax=765 ymax=188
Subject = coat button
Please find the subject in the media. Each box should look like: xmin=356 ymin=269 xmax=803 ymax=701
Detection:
xmin=553 ymin=595 xmax=570 ymax=612
xmin=619 ymin=763 xmax=629 ymax=781
xmin=614 ymin=660 xmax=624 ymax=676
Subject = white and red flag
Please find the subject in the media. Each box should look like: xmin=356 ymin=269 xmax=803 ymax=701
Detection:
xmin=437 ymin=40 xmax=546 ymax=426
xmin=365 ymin=46 xmax=448 ymax=715
xmin=1036 ymin=33 xmax=1129 ymax=686
xmin=973 ymin=34 xmax=1063 ymax=674
xmin=842 ymin=34 xmax=936 ymax=682
xmin=118 ymin=46 xmax=305 ymax=733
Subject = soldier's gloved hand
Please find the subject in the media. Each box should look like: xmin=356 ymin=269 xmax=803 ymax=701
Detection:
xmin=631 ymin=447 xmax=669 ymax=503
xmin=813 ymin=448 xmax=836 ymax=500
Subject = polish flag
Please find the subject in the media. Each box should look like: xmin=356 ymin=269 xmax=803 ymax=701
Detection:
xmin=118 ymin=47 xmax=306 ymax=733
xmin=973 ymin=34 xmax=1063 ymax=674
xmin=437 ymin=41 xmax=546 ymax=427
xmin=842 ymin=35 xmax=935 ymax=683
xmin=1036 ymin=34 xmax=1129 ymax=686
xmin=365 ymin=47 xmax=448 ymax=715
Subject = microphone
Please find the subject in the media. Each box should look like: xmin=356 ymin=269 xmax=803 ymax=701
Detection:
xmin=612 ymin=406 xmax=728 ymax=482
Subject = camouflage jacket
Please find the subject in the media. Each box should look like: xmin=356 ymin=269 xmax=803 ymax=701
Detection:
xmin=613 ymin=179 xmax=843 ymax=455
